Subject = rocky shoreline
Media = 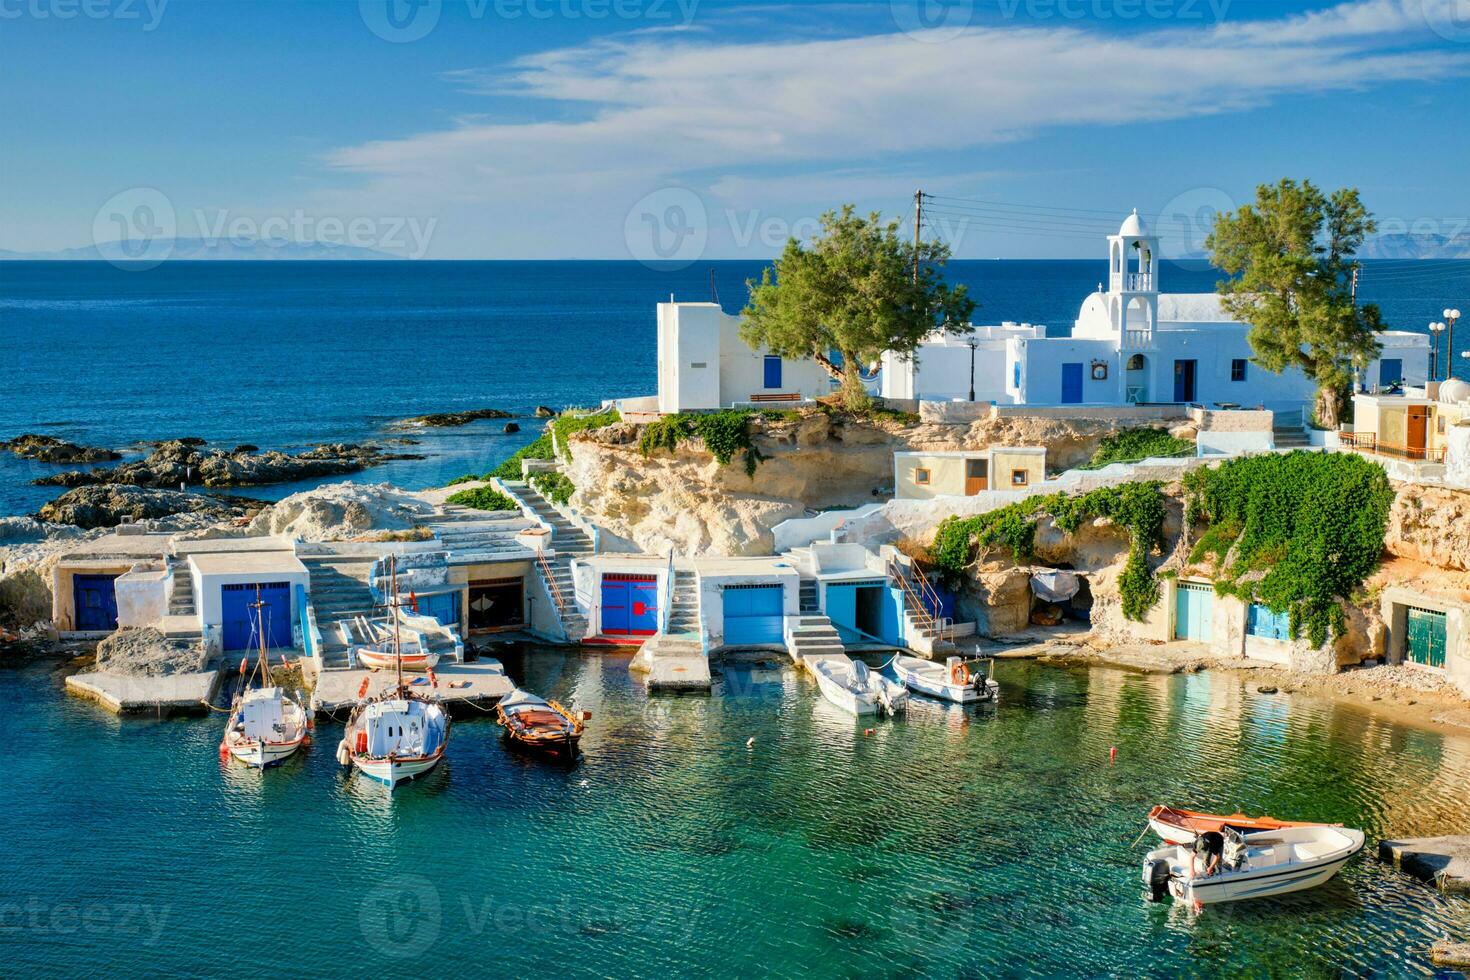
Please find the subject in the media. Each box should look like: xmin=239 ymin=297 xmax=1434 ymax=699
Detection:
xmin=2 ymin=434 xmax=121 ymax=464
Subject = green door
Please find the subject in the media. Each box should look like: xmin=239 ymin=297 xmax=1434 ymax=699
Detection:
xmin=1174 ymin=582 xmax=1214 ymax=641
xmin=1406 ymin=607 xmax=1447 ymax=668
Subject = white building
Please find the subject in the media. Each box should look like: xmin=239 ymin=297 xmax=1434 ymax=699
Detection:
xmin=883 ymin=211 xmax=1430 ymax=412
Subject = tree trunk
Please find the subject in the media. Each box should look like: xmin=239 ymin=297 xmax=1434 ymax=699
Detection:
xmin=1315 ymin=385 xmax=1342 ymax=431
xmin=837 ymin=349 xmax=871 ymax=410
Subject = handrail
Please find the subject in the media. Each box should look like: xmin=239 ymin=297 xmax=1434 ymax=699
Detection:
xmin=662 ymin=552 xmax=675 ymax=634
xmin=536 ymin=547 xmax=571 ymax=616
xmin=1340 ymin=431 xmax=1445 ymax=462
xmin=887 ymin=558 xmax=951 ymax=644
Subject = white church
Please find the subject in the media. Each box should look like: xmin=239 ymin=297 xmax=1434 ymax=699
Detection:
xmin=656 ymin=211 xmax=1429 ymax=415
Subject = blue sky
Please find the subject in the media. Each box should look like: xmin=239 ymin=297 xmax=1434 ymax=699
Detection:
xmin=3 ymin=0 xmax=1470 ymax=258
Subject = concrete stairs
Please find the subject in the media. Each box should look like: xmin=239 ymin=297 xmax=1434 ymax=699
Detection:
xmin=430 ymin=509 xmax=531 ymax=561
xmin=506 ymin=480 xmax=595 ymax=642
xmin=167 ymin=560 xmax=196 ymax=617
xmin=799 ymin=578 xmax=820 ymax=614
xmin=664 ymin=568 xmax=702 ymax=637
xmin=303 ymin=557 xmax=379 ymax=669
xmin=902 ymin=608 xmax=958 ymax=657
xmin=631 ymin=633 xmax=711 ymax=690
xmin=1273 ymin=422 xmax=1311 ymax=449
xmin=786 ymin=614 xmax=847 ymax=668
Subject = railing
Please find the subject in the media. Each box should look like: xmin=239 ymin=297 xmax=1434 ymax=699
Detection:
xmin=661 ymin=552 xmax=675 ymax=634
xmin=295 ymin=584 xmax=325 ymax=670
xmin=1127 ymin=272 xmax=1154 ymax=291
xmin=887 ymin=558 xmax=953 ymax=644
xmin=1339 ymin=431 xmax=1445 ymax=462
xmin=536 ymin=547 xmax=572 ymax=617
xmin=1123 ymin=329 xmax=1152 ymax=349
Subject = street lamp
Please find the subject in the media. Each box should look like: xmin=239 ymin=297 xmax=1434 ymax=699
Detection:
xmin=1429 ymin=321 xmax=1447 ymax=381
xmin=967 ymin=338 xmax=979 ymax=402
xmin=1446 ymin=308 xmax=1462 ymax=380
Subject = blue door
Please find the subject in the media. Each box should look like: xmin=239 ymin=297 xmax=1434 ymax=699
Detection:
xmin=1173 ymin=359 xmax=1197 ymax=403
xmin=73 ymin=574 xmax=119 ymax=632
xmin=1174 ymin=582 xmax=1213 ymax=641
xmin=1380 ymin=359 xmax=1403 ymax=388
xmin=601 ymin=575 xmax=658 ymax=636
xmin=723 ymin=584 xmax=784 ymax=646
xmin=763 ymin=355 xmax=783 ymax=389
xmin=222 ymin=582 xmax=292 ymax=652
xmin=415 ymin=592 xmax=461 ymax=630
xmin=1061 ymin=363 xmax=1083 ymax=404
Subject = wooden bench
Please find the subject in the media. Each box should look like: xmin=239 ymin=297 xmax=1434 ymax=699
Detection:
xmin=748 ymin=392 xmax=802 ymax=403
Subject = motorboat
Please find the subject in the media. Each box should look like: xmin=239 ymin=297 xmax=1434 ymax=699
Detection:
xmin=337 ymin=557 xmax=452 ymax=789
xmin=220 ymin=586 xmax=310 ymax=768
xmin=1143 ymin=824 xmax=1365 ymax=906
xmin=1147 ymin=805 xmax=1336 ymax=846
xmin=495 ymin=688 xmax=585 ymax=758
xmin=892 ymin=654 xmax=998 ymax=704
xmin=811 ymin=657 xmax=908 ymax=717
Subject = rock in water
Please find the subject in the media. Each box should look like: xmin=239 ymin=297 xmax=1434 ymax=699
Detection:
xmin=33 ymin=440 xmax=413 ymax=489
xmin=1 ymin=434 xmax=120 ymax=464
xmin=399 ymin=408 xmax=514 ymax=427
xmin=504 ymin=422 xmax=520 ymax=434
xmin=535 ymin=406 xmax=556 ymax=418
xmin=36 ymin=485 xmax=260 ymax=529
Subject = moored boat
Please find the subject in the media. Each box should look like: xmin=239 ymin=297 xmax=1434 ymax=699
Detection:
xmin=811 ymin=657 xmax=908 ymax=716
xmin=1147 ymin=805 xmax=1336 ymax=845
xmin=893 ymin=654 xmax=998 ymax=704
xmin=495 ymin=688 xmax=586 ymax=758
xmin=220 ymin=586 xmax=310 ymax=769
xmin=1142 ymin=824 xmax=1365 ymax=906
xmin=355 ymin=643 xmax=440 ymax=673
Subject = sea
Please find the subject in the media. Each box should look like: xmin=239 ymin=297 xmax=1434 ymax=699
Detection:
xmin=2 ymin=258 xmax=1468 ymax=517
xmin=6 ymin=649 xmax=1470 ymax=977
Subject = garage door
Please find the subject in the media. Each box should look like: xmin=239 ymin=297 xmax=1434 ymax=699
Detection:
xmin=73 ymin=574 xmax=119 ymax=632
xmin=1407 ymin=607 xmax=1447 ymax=668
xmin=222 ymin=582 xmax=292 ymax=652
xmin=1174 ymin=582 xmax=1213 ymax=641
xmin=723 ymin=584 xmax=784 ymax=646
xmin=601 ymin=574 xmax=659 ymax=636
xmin=415 ymin=591 xmax=462 ymax=631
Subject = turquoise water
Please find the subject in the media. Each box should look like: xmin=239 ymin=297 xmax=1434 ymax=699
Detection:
xmin=6 ymin=649 xmax=1470 ymax=978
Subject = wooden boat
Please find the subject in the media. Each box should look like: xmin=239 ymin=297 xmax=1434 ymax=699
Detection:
xmin=1143 ymin=825 xmax=1365 ymax=905
xmin=220 ymin=587 xmax=310 ymax=769
xmin=811 ymin=657 xmax=908 ymax=717
xmin=893 ymin=654 xmax=998 ymax=704
xmin=353 ymin=616 xmax=439 ymax=672
xmin=495 ymin=688 xmax=585 ymax=758
xmin=1147 ymin=805 xmax=1336 ymax=846
xmin=337 ymin=557 xmax=451 ymax=789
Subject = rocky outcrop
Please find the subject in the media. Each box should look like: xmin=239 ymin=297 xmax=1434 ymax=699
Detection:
xmin=1385 ymin=484 xmax=1470 ymax=571
xmin=95 ymin=627 xmax=206 ymax=676
xmin=36 ymin=440 xmax=418 ymax=489
xmin=246 ymin=482 xmax=436 ymax=542
xmin=36 ymin=485 xmax=262 ymax=529
xmin=563 ymin=410 xmax=1141 ymax=556
xmin=2 ymin=434 xmax=120 ymax=464
xmin=397 ymin=408 xmax=513 ymax=427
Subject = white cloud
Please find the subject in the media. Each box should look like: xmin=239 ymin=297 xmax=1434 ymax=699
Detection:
xmin=321 ymin=0 xmax=1469 ymax=256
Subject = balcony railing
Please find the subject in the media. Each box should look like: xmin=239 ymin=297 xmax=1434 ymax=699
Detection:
xmin=1123 ymin=329 xmax=1153 ymax=349
xmin=1127 ymin=273 xmax=1154 ymax=291
xmin=1339 ymin=431 xmax=1446 ymax=462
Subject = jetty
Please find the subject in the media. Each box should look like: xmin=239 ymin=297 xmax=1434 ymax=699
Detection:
xmin=311 ymin=659 xmax=514 ymax=716
xmin=629 ymin=633 xmax=711 ymax=691
xmin=1378 ymin=836 xmax=1470 ymax=893
xmin=65 ymin=669 xmax=221 ymax=716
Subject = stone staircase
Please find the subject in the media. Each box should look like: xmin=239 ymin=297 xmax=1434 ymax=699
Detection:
xmin=889 ymin=563 xmax=957 ymax=657
xmin=429 ymin=509 xmax=531 ymax=561
xmin=303 ymin=556 xmax=379 ymax=669
xmin=506 ymin=480 xmax=594 ymax=642
xmin=664 ymin=568 xmax=702 ymax=637
xmin=786 ymin=614 xmax=846 ymax=665
xmin=799 ymin=578 xmax=820 ymax=614
xmin=1273 ymin=409 xmax=1311 ymax=449
xmin=168 ymin=559 xmax=195 ymax=616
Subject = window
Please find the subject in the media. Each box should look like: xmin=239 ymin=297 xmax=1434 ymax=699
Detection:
xmin=1231 ymin=359 xmax=1247 ymax=382
xmin=763 ymin=355 xmax=782 ymax=389
xmin=690 ymin=361 xmax=707 ymax=369
xmin=1247 ymin=603 xmax=1290 ymax=641
xmin=1012 ymin=362 xmax=1021 ymax=388
xmin=914 ymin=467 xmax=931 ymax=486
xmin=1011 ymin=469 xmax=1028 ymax=486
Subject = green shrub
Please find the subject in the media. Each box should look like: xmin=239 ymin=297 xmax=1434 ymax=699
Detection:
xmin=531 ymin=470 xmax=575 ymax=506
xmin=639 ymin=409 xmax=765 ymax=476
xmin=490 ymin=433 xmax=554 ymax=480
xmin=445 ymin=486 xmax=519 ymax=512
xmin=445 ymin=473 xmax=483 ymax=486
xmin=1080 ymin=427 xmax=1193 ymax=470
xmin=1182 ymin=450 xmax=1391 ymax=646
xmin=552 ymin=409 xmax=620 ymax=461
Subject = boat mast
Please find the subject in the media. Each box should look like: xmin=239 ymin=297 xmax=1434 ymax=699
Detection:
xmin=253 ymin=583 xmax=272 ymax=687
xmin=390 ymin=555 xmax=404 ymax=695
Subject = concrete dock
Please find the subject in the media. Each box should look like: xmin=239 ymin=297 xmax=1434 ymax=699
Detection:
xmin=311 ymin=660 xmax=515 ymax=715
xmin=65 ymin=669 xmax=221 ymax=716
xmin=630 ymin=633 xmax=712 ymax=691
xmin=1378 ymin=836 xmax=1470 ymax=892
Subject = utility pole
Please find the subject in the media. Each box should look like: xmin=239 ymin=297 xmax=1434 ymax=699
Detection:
xmin=709 ymin=267 xmax=720 ymax=306
xmin=913 ymin=189 xmax=923 ymax=285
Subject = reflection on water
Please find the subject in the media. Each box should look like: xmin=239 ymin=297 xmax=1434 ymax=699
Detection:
xmin=7 ymin=649 xmax=1470 ymax=977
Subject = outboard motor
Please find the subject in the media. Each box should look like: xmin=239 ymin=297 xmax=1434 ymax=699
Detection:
xmin=1142 ymin=857 xmax=1170 ymax=902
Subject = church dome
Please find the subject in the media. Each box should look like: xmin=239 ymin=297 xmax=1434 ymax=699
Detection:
xmin=1439 ymin=378 xmax=1470 ymax=404
xmin=1119 ymin=209 xmax=1149 ymax=238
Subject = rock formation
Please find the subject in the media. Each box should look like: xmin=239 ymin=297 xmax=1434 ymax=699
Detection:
xmin=35 ymin=440 xmax=418 ymax=489
xmin=37 ymin=485 xmax=262 ymax=529
xmin=95 ymin=627 xmax=206 ymax=676
xmin=397 ymin=408 xmax=514 ymax=427
xmin=2 ymin=434 xmax=120 ymax=464
xmin=246 ymin=482 xmax=437 ymax=541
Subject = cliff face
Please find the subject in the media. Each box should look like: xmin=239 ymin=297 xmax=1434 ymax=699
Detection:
xmin=1385 ymin=484 xmax=1470 ymax=572
xmin=563 ymin=412 xmax=1143 ymax=556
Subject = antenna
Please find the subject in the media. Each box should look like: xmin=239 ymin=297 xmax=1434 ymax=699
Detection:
xmin=913 ymin=189 xmax=923 ymax=285
xmin=709 ymin=268 xmax=720 ymax=306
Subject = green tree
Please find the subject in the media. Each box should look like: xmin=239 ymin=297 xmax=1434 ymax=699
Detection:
xmin=1208 ymin=178 xmax=1383 ymax=429
xmin=740 ymin=206 xmax=975 ymax=408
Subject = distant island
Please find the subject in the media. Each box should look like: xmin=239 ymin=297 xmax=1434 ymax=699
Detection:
xmin=0 ymin=238 xmax=400 ymax=261
xmin=1358 ymin=232 xmax=1470 ymax=260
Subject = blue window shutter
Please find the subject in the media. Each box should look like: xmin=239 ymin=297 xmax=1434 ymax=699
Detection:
xmin=763 ymin=355 xmax=782 ymax=389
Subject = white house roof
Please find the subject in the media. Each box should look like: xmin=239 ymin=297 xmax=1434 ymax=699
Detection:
xmin=1118 ymin=209 xmax=1150 ymax=238
xmin=189 ymin=551 xmax=307 ymax=577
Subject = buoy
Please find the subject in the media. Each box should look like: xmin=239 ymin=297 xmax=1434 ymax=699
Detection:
xmin=218 ymin=742 xmax=229 ymax=764
xmin=864 ymin=728 xmax=875 ymax=736
xmin=746 ymin=736 xmax=755 ymax=749
xmin=1109 ymin=745 xmax=1118 ymax=763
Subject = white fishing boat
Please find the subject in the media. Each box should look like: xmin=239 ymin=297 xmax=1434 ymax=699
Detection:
xmin=892 ymin=654 xmax=998 ymax=704
xmin=220 ymin=587 xmax=310 ymax=769
xmin=337 ymin=557 xmax=452 ymax=790
xmin=811 ymin=657 xmax=908 ymax=717
xmin=1142 ymin=824 xmax=1365 ymax=906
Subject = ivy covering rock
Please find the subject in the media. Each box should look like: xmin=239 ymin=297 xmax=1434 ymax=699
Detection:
xmin=552 ymin=409 xmax=620 ymax=462
xmin=531 ymin=470 xmax=575 ymax=505
xmin=1079 ymin=427 xmax=1193 ymax=470
xmin=638 ymin=409 xmax=769 ymax=476
xmin=445 ymin=486 xmax=518 ymax=512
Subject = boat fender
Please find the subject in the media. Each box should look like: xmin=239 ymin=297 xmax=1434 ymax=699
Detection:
xmin=357 ymin=678 xmax=370 ymax=699
xmin=336 ymin=740 xmax=351 ymax=766
xmin=1142 ymin=857 xmax=1170 ymax=902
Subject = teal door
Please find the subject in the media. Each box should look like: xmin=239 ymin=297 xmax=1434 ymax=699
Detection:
xmin=1407 ymin=607 xmax=1447 ymax=668
xmin=1174 ymin=583 xmax=1214 ymax=641
xmin=723 ymin=585 xmax=784 ymax=646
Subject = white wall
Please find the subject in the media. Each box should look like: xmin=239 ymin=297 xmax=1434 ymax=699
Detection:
xmin=115 ymin=565 xmax=170 ymax=629
xmin=1197 ymin=431 xmax=1274 ymax=456
xmin=1014 ymin=338 xmax=1117 ymax=405
xmin=658 ymin=303 xmax=723 ymax=413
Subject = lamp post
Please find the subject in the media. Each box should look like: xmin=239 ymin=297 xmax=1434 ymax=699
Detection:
xmin=1447 ymin=308 xmax=1462 ymax=380
xmin=967 ymin=338 xmax=979 ymax=402
xmin=1429 ymin=321 xmax=1447 ymax=381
